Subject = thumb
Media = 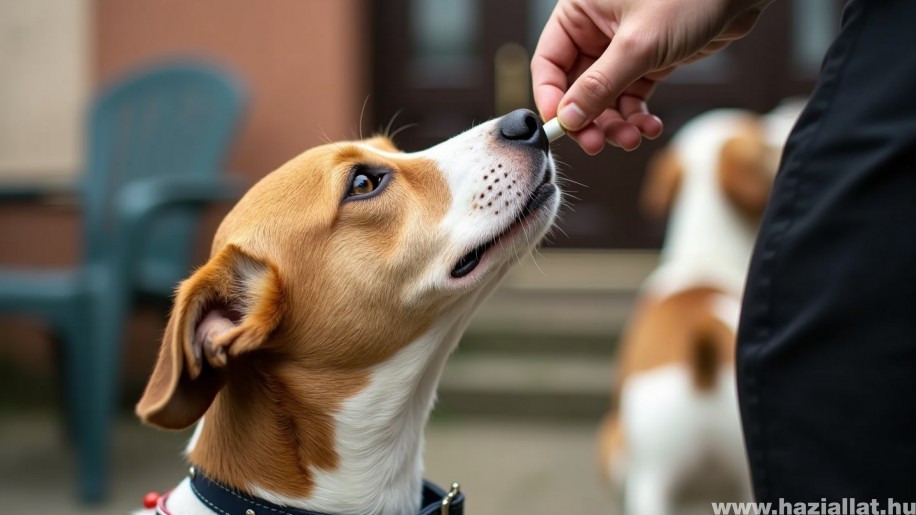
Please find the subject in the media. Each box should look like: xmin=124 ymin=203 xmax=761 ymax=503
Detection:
xmin=558 ymin=31 xmax=653 ymax=131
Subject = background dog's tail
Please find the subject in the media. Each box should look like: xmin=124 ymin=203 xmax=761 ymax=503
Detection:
xmin=690 ymin=313 xmax=735 ymax=390
xmin=596 ymin=413 xmax=626 ymax=490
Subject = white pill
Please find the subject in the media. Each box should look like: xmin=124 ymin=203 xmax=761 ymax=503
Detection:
xmin=543 ymin=118 xmax=566 ymax=142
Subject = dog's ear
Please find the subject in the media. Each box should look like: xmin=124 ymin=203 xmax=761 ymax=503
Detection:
xmin=640 ymin=147 xmax=683 ymax=218
xmin=718 ymin=127 xmax=772 ymax=219
xmin=136 ymin=244 xmax=284 ymax=430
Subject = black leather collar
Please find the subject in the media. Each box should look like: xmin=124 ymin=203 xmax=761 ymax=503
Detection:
xmin=179 ymin=468 xmax=465 ymax=515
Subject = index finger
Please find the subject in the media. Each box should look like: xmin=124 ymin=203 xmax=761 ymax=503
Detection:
xmin=531 ymin=14 xmax=579 ymax=120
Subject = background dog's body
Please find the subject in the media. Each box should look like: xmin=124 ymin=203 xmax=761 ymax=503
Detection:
xmin=600 ymin=104 xmax=801 ymax=514
xmin=135 ymin=110 xmax=559 ymax=514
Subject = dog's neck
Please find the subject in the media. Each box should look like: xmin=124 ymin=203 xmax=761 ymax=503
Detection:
xmin=649 ymin=168 xmax=758 ymax=297
xmin=646 ymin=113 xmax=761 ymax=299
xmin=180 ymin=290 xmax=492 ymax=515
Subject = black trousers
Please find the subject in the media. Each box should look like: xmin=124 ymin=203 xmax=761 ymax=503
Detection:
xmin=737 ymin=0 xmax=916 ymax=502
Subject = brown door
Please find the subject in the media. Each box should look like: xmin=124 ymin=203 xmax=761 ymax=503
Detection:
xmin=371 ymin=0 xmax=843 ymax=248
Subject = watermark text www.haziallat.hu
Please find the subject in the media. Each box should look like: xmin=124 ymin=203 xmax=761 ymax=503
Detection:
xmin=712 ymin=498 xmax=916 ymax=515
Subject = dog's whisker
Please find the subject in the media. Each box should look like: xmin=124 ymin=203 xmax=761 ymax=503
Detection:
xmin=558 ymin=191 xmax=583 ymax=202
xmin=530 ymin=247 xmax=547 ymax=277
xmin=550 ymin=222 xmax=570 ymax=240
xmin=557 ymin=176 xmax=588 ymax=189
xmin=315 ymin=126 xmax=334 ymax=145
xmin=359 ymin=95 xmax=371 ymax=140
xmin=384 ymin=109 xmax=404 ymax=139
xmin=389 ymin=123 xmax=419 ymax=142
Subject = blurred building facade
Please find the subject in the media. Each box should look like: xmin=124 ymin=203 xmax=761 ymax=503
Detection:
xmin=371 ymin=0 xmax=843 ymax=248
xmin=0 ymin=0 xmax=369 ymax=379
xmin=0 ymin=0 xmax=842 ymax=380
xmin=1 ymin=0 xmax=368 ymax=265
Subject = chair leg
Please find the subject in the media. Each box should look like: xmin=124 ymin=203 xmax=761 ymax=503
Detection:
xmin=85 ymin=289 xmax=132 ymax=503
xmin=51 ymin=335 xmax=79 ymax=445
xmin=59 ymin=302 xmax=112 ymax=503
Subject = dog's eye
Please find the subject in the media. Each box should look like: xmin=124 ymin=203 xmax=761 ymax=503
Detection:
xmin=344 ymin=166 xmax=390 ymax=201
xmin=350 ymin=174 xmax=377 ymax=196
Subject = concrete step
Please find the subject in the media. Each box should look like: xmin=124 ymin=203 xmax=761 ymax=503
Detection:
xmin=464 ymin=249 xmax=655 ymax=347
xmin=494 ymin=249 xmax=657 ymax=294
xmin=465 ymin=288 xmax=634 ymax=345
xmin=437 ymin=350 xmax=616 ymax=420
xmin=458 ymin=330 xmax=617 ymax=357
xmin=435 ymin=250 xmax=654 ymax=419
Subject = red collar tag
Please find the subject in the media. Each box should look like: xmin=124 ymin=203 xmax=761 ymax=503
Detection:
xmin=141 ymin=490 xmax=172 ymax=515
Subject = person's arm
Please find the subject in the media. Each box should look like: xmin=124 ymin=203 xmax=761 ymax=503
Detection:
xmin=532 ymin=0 xmax=772 ymax=154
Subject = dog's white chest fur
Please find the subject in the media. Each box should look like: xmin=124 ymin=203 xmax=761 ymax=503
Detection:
xmin=250 ymin=307 xmax=480 ymax=515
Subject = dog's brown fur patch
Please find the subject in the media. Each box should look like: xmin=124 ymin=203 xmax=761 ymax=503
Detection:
xmin=640 ymin=147 xmax=683 ymax=219
xmin=600 ymin=288 xmax=736 ymax=463
xmin=616 ymin=288 xmax=734 ymax=391
xmin=718 ymin=122 xmax=772 ymax=220
xmin=597 ymin=413 xmax=625 ymax=481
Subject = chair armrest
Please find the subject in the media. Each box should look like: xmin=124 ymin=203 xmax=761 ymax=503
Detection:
xmin=114 ymin=174 xmax=248 ymax=238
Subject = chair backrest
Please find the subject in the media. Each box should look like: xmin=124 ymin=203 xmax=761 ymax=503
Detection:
xmin=81 ymin=61 xmax=245 ymax=292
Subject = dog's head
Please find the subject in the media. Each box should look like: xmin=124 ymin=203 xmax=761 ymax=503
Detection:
xmin=136 ymin=109 xmax=560 ymax=430
xmin=640 ymin=106 xmax=798 ymax=221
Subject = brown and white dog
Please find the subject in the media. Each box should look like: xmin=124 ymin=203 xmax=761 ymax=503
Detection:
xmin=597 ymin=104 xmax=801 ymax=514
xmin=135 ymin=109 xmax=560 ymax=514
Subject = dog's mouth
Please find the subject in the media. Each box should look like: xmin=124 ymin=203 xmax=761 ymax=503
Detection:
xmin=451 ymin=175 xmax=556 ymax=279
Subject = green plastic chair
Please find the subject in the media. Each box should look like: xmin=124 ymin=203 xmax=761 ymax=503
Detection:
xmin=0 ymin=60 xmax=247 ymax=502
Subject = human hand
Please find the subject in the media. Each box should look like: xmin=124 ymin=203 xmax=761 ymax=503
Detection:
xmin=532 ymin=0 xmax=772 ymax=154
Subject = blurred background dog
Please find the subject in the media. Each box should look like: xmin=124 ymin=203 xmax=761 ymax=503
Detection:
xmin=598 ymin=102 xmax=803 ymax=515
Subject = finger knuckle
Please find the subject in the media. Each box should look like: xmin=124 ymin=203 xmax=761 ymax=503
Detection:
xmin=579 ymin=70 xmax=615 ymax=102
xmin=615 ymin=33 xmax=641 ymax=53
xmin=617 ymin=32 xmax=654 ymax=62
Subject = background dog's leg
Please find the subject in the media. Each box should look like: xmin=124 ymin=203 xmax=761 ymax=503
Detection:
xmin=625 ymin=468 xmax=674 ymax=515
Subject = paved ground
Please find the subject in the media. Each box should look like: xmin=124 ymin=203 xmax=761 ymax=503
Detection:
xmin=0 ymin=412 xmax=617 ymax=514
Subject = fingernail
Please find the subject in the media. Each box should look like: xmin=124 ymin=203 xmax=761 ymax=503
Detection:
xmin=558 ymin=103 xmax=588 ymax=131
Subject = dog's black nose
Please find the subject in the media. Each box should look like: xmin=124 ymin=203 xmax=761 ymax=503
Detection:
xmin=497 ymin=109 xmax=548 ymax=152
